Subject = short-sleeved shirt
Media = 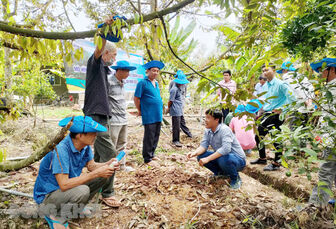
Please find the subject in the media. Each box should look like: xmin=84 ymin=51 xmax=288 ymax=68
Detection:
xmin=217 ymin=80 xmax=237 ymax=104
xmin=263 ymin=77 xmax=296 ymax=112
xmin=169 ymin=81 xmax=187 ymax=101
xmin=33 ymin=135 xmax=93 ymax=204
xmin=200 ymin=124 xmax=246 ymax=159
xmin=169 ymin=85 xmax=184 ymax=117
xmin=83 ymin=54 xmax=112 ymax=117
xmin=108 ymin=73 xmax=127 ymax=125
xmin=134 ymin=76 xmax=163 ymax=125
xmin=229 ymin=115 xmax=256 ymax=150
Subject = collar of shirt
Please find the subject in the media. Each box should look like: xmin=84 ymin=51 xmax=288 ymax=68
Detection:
xmin=113 ymin=73 xmax=124 ymax=87
xmin=208 ymin=124 xmax=222 ymax=135
xmin=67 ymin=135 xmax=87 ymax=154
xmin=144 ymin=76 xmax=157 ymax=85
xmin=267 ymin=77 xmax=280 ymax=87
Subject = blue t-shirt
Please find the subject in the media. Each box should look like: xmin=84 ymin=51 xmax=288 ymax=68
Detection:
xmin=169 ymin=85 xmax=183 ymax=116
xmin=33 ymin=135 xmax=94 ymax=204
xmin=134 ymin=76 xmax=163 ymax=125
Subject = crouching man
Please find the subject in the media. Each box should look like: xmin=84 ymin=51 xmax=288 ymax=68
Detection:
xmin=34 ymin=116 xmax=119 ymax=229
xmin=187 ymin=109 xmax=246 ymax=189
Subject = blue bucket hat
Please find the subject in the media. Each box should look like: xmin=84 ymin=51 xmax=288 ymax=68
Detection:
xmin=111 ymin=60 xmax=136 ymax=71
xmin=276 ymin=61 xmax=296 ymax=74
xmin=59 ymin=116 xmax=107 ymax=133
xmin=143 ymin=60 xmax=165 ymax=70
xmin=245 ymin=99 xmax=263 ymax=113
xmin=234 ymin=105 xmax=246 ymax=114
xmin=97 ymin=15 xmax=127 ymax=43
xmin=310 ymin=58 xmax=336 ymax=73
xmin=173 ymin=70 xmax=189 ymax=85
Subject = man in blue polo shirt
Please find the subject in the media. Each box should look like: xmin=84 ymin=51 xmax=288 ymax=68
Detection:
xmin=251 ymin=63 xmax=296 ymax=171
xmin=134 ymin=60 xmax=165 ymax=165
xmin=34 ymin=116 xmax=119 ymax=229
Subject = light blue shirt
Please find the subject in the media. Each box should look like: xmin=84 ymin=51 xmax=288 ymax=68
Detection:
xmin=200 ymin=124 xmax=246 ymax=159
xmin=253 ymin=82 xmax=268 ymax=99
xmin=33 ymin=135 xmax=93 ymax=204
xmin=263 ymin=77 xmax=295 ymax=112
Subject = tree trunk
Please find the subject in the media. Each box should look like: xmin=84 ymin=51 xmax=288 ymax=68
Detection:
xmin=0 ymin=117 xmax=74 ymax=171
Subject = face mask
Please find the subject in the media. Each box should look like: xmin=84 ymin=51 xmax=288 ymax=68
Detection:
xmin=104 ymin=60 xmax=113 ymax=67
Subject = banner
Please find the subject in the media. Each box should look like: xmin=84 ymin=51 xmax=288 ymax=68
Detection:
xmin=64 ymin=39 xmax=145 ymax=93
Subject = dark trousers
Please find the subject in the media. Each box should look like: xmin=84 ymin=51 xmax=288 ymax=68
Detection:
xmin=255 ymin=113 xmax=284 ymax=162
xmin=221 ymin=108 xmax=230 ymax=122
xmin=172 ymin=116 xmax=181 ymax=142
xmin=180 ymin=115 xmax=192 ymax=137
xmin=143 ymin=122 xmax=161 ymax=163
xmin=89 ymin=114 xmax=117 ymax=198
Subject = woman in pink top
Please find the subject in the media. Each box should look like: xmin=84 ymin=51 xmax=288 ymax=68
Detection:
xmin=229 ymin=105 xmax=256 ymax=156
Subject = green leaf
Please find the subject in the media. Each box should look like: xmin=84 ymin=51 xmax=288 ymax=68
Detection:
xmin=134 ymin=13 xmax=139 ymax=24
xmin=104 ymin=25 xmax=109 ymax=37
xmin=245 ymin=3 xmax=258 ymax=10
xmin=302 ymin=148 xmax=317 ymax=156
xmin=281 ymin=158 xmax=288 ymax=168
xmin=320 ymin=187 xmax=334 ymax=197
xmin=97 ymin=36 xmax=103 ymax=50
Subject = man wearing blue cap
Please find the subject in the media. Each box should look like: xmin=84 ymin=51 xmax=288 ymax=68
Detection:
xmin=169 ymin=70 xmax=192 ymax=138
xmin=167 ymin=71 xmax=190 ymax=147
xmin=277 ymin=61 xmax=315 ymax=121
xmin=34 ymin=116 xmax=119 ymax=229
xmin=251 ymin=63 xmax=295 ymax=171
xmin=108 ymin=61 xmax=136 ymax=174
xmin=134 ymin=60 xmax=165 ymax=165
xmin=308 ymin=58 xmax=336 ymax=207
xmin=83 ymin=16 xmax=120 ymax=207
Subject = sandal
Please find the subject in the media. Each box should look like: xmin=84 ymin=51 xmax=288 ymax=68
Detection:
xmin=44 ymin=216 xmax=68 ymax=229
xmin=101 ymin=196 xmax=122 ymax=208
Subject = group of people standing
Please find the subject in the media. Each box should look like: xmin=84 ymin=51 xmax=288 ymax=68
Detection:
xmin=31 ymin=16 xmax=335 ymax=228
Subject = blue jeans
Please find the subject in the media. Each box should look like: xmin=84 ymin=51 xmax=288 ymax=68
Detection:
xmin=197 ymin=151 xmax=246 ymax=182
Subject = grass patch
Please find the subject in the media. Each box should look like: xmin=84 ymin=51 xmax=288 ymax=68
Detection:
xmin=36 ymin=106 xmax=83 ymax=119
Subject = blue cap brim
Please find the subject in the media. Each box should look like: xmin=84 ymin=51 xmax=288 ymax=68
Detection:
xmin=174 ymin=79 xmax=189 ymax=84
xmin=111 ymin=66 xmax=136 ymax=71
xmin=310 ymin=58 xmax=336 ymax=73
xmin=59 ymin=116 xmax=107 ymax=133
xmin=276 ymin=69 xmax=283 ymax=74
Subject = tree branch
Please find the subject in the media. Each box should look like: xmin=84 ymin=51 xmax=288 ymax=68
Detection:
xmin=126 ymin=0 xmax=140 ymax=13
xmin=62 ymin=0 xmax=76 ymax=32
xmin=0 ymin=0 xmax=195 ymax=40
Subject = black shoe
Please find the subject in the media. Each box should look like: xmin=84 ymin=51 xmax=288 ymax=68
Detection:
xmin=250 ymin=158 xmax=267 ymax=165
xmin=263 ymin=163 xmax=280 ymax=171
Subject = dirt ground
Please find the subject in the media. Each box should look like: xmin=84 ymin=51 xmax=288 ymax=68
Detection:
xmin=0 ymin=110 xmax=334 ymax=228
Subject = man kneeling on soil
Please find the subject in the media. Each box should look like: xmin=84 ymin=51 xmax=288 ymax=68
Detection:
xmin=34 ymin=116 xmax=119 ymax=229
xmin=187 ymin=109 xmax=246 ymax=189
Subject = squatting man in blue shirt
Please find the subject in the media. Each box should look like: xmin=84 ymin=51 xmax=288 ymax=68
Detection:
xmin=33 ymin=116 xmax=120 ymax=229
xmin=187 ymin=109 xmax=246 ymax=189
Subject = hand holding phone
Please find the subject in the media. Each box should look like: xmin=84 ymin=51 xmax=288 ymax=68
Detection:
xmin=110 ymin=151 xmax=126 ymax=168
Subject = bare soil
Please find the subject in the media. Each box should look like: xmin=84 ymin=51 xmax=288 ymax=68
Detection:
xmin=0 ymin=110 xmax=334 ymax=228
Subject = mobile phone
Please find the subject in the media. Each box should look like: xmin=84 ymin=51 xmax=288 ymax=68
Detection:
xmin=116 ymin=151 xmax=126 ymax=162
xmin=110 ymin=151 xmax=125 ymax=167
